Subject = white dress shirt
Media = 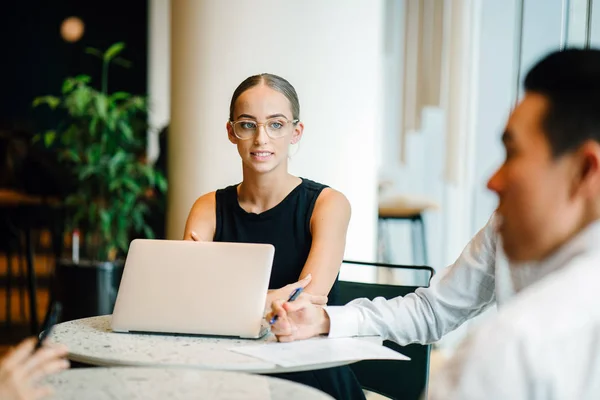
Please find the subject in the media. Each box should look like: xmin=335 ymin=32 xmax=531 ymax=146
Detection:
xmin=325 ymin=215 xmax=600 ymax=399
xmin=327 ymin=214 xmax=503 ymax=344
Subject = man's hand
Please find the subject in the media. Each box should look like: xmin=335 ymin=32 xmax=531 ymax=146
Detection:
xmin=0 ymin=338 xmax=69 ymax=400
xmin=268 ymin=296 xmax=331 ymax=342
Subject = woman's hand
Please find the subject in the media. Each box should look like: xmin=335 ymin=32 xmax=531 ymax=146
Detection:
xmin=264 ymin=274 xmax=327 ymax=314
xmin=0 ymin=338 xmax=69 ymax=400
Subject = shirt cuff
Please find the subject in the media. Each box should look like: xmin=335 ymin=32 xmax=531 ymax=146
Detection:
xmin=323 ymin=305 xmax=361 ymax=338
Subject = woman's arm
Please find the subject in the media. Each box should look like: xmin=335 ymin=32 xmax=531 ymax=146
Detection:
xmin=300 ymin=188 xmax=352 ymax=296
xmin=182 ymin=192 xmax=217 ymax=241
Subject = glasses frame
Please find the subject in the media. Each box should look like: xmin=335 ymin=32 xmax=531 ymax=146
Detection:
xmin=228 ymin=117 xmax=300 ymax=140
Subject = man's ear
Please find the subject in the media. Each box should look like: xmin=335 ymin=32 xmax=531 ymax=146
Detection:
xmin=226 ymin=121 xmax=238 ymax=145
xmin=290 ymin=121 xmax=304 ymax=144
xmin=573 ymin=140 xmax=600 ymax=199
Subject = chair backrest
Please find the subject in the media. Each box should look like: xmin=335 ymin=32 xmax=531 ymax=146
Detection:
xmin=335 ymin=260 xmax=435 ymax=400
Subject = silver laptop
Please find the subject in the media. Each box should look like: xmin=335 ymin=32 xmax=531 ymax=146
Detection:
xmin=111 ymin=239 xmax=274 ymax=339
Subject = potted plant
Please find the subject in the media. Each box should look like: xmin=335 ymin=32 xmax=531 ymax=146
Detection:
xmin=33 ymin=42 xmax=167 ymax=320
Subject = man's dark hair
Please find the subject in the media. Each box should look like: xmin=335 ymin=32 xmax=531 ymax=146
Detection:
xmin=524 ymin=48 xmax=600 ymax=157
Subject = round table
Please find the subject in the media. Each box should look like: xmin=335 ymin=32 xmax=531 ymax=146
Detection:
xmin=44 ymin=367 xmax=334 ymax=399
xmin=49 ymin=315 xmax=381 ymax=374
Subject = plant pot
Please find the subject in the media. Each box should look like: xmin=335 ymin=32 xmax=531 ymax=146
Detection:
xmin=54 ymin=259 xmax=124 ymax=322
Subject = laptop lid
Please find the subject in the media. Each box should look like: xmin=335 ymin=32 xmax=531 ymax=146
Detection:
xmin=111 ymin=239 xmax=274 ymax=339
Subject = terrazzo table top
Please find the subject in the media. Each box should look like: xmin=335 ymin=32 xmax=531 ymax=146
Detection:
xmin=44 ymin=367 xmax=334 ymax=399
xmin=49 ymin=315 xmax=381 ymax=374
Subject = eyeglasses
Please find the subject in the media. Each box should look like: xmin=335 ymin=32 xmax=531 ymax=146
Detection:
xmin=229 ymin=117 xmax=299 ymax=140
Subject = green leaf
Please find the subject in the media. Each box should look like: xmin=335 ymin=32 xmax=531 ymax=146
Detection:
xmin=94 ymin=94 xmax=108 ymax=119
xmin=143 ymin=224 xmax=155 ymax=240
xmin=140 ymin=165 xmax=155 ymax=182
xmin=122 ymin=177 xmax=141 ymax=193
xmin=86 ymin=144 xmax=103 ymax=165
xmin=43 ymin=131 xmax=56 ymax=147
xmin=62 ymin=75 xmax=91 ymax=94
xmin=109 ymin=91 xmax=130 ymax=103
xmin=117 ymin=235 xmax=129 ymax=254
xmin=85 ymin=47 xmax=103 ymax=58
xmin=118 ymin=121 xmax=134 ymax=141
xmin=79 ymin=165 xmax=97 ymax=180
xmin=112 ymin=57 xmax=132 ymax=68
xmin=100 ymin=209 xmax=111 ymax=226
xmin=116 ymin=216 xmax=129 ymax=252
xmin=132 ymin=209 xmax=144 ymax=232
xmin=61 ymin=124 xmax=79 ymax=146
xmin=75 ymin=75 xmax=91 ymax=84
xmin=62 ymin=75 xmax=90 ymax=93
xmin=104 ymin=42 xmax=125 ymax=62
xmin=62 ymin=149 xmax=81 ymax=163
xmin=62 ymin=79 xmax=76 ymax=94
xmin=110 ymin=150 xmax=128 ymax=165
xmin=99 ymin=209 xmax=111 ymax=237
xmin=136 ymin=203 xmax=149 ymax=215
xmin=130 ymin=96 xmax=146 ymax=111
xmin=70 ymin=86 xmax=92 ymax=115
xmin=156 ymin=172 xmax=167 ymax=192
xmin=122 ymin=192 xmax=137 ymax=213
xmin=106 ymin=109 xmax=119 ymax=131
xmin=109 ymin=151 xmax=127 ymax=176
xmin=109 ymin=179 xmax=121 ymax=192
xmin=89 ymin=116 xmax=100 ymax=135
xmin=33 ymin=95 xmax=61 ymax=109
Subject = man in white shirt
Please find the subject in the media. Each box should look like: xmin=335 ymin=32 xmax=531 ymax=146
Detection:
xmin=270 ymin=48 xmax=600 ymax=399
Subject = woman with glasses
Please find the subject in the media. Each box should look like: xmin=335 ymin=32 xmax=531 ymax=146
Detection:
xmin=183 ymin=73 xmax=364 ymax=399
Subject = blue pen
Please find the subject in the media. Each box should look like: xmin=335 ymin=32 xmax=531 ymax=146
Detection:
xmin=269 ymin=287 xmax=303 ymax=325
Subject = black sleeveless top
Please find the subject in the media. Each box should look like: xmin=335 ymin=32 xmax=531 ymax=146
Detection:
xmin=212 ymin=177 xmax=364 ymax=400
xmin=213 ymin=177 xmax=339 ymax=303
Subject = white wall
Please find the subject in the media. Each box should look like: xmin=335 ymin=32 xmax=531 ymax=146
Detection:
xmin=161 ymin=0 xmax=384 ymax=267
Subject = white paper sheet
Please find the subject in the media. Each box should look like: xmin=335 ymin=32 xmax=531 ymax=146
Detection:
xmin=229 ymin=337 xmax=410 ymax=368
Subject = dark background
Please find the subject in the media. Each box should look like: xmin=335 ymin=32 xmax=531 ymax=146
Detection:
xmin=0 ymin=0 xmax=149 ymax=133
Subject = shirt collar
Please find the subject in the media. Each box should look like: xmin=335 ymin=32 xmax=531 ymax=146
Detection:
xmin=508 ymin=219 xmax=600 ymax=293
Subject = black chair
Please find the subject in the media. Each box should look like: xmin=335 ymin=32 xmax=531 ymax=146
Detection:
xmin=1 ymin=128 xmax=70 ymax=333
xmin=335 ymin=260 xmax=435 ymax=400
xmin=1 ymin=214 xmax=23 ymax=327
xmin=1 ymin=202 xmax=65 ymax=333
